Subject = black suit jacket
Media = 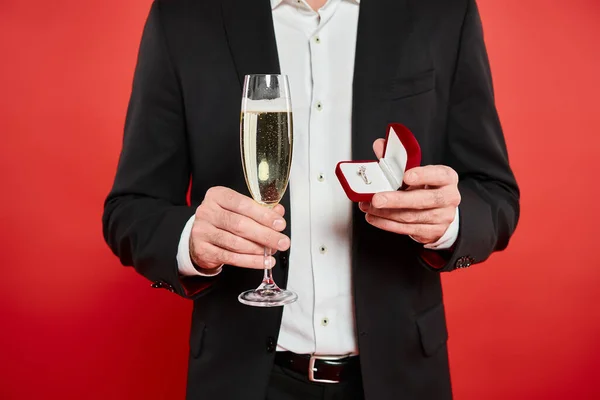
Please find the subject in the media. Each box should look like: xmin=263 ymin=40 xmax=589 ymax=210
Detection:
xmin=103 ymin=0 xmax=519 ymax=398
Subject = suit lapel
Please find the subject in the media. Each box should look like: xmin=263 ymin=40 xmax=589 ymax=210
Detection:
xmin=351 ymin=0 xmax=414 ymax=294
xmin=222 ymin=0 xmax=291 ymax=286
xmin=352 ymin=0 xmax=413 ymax=160
xmin=221 ymin=0 xmax=281 ymax=88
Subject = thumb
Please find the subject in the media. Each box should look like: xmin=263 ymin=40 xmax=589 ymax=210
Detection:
xmin=373 ymin=138 xmax=385 ymax=160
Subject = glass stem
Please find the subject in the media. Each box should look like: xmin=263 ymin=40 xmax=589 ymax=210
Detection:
xmin=262 ymin=247 xmax=276 ymax=286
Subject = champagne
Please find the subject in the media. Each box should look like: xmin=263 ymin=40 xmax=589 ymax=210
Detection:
xmin=241 ymin=110 xmax=293 ymax=206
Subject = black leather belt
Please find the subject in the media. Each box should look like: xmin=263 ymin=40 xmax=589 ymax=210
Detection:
xmin=274 ymin=352 xmax=360 ymax=383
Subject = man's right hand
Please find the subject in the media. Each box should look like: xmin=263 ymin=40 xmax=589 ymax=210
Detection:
xmin=189 ymin=186 xmax=290 ymax=272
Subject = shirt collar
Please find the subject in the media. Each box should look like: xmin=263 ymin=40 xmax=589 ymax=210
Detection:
xmin=271 ymin=0 xmax=360 ymax=10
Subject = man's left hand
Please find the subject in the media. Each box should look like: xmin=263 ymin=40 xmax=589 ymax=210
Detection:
xmin=358 ymin=139 xmax=461 ymax=245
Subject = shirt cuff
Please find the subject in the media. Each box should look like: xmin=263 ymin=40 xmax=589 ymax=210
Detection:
xmin=177 ymin=215 xmax=223 ymax=277
xmin=416 ymin=208 xmax=460 ymax=250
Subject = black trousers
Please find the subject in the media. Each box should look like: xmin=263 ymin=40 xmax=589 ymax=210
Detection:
xmin=266 ymin=363 xmax=365 ymax=400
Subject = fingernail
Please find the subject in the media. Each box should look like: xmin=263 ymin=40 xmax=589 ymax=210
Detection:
xmin=277 ymin=237 xmax=290 ymax=250
xmin=273 ymin=219 xmax=285 ymax=230
xmin=373 ymin=195 xmax=387 ymax=208
xmin=405 ymin=172 xmax=416 ymax=183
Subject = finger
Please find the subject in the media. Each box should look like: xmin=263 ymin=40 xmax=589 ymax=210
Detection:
xmin=403 ymin=165 xmax=459 ymax=187
xmin=406 ymin=184 xmax=425 ymax=191
xmin=360 ymin=204 xmax=455 ymax=225
xmin=410 ymin=235 xmax=430 ymax=244
xmin=207 ymin=186 xmax=287 ymax=231
xmin=371 ymin=186 xmax=459 ymax=210
xmin=211 ymin=208 xmax=291 ymax=252
xmin=273 ymin=204 xmax=286 ymax=217
xmin=372 ymin=138 xmax=385 ymax=160
xmin=364 ymin=214 xmax=447 ymax=243
xmin=193 ymin=241 xmax=276 ymax=270
xmin=361 ymin=200 xmax=435 ymax=223
xmin=197 ymin=222 xmax=264 ymax=255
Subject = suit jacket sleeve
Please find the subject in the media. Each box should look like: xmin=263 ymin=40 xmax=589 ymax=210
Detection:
xmin=102 ymin=1 xmax=214 ymax=299
xmin=419 ymin=0 xmax=520 ymax=272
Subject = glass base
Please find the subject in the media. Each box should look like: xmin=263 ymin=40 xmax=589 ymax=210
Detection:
xmin=238 ymin=283 xmax=298 ymax=307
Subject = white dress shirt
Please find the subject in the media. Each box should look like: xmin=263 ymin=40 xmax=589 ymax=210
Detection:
xmin=177 ymin=0 xmax=459 ymax=356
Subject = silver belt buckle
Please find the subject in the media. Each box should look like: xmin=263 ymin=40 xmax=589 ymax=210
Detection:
xmin=308 ymin=354 xmax=350 ymax=383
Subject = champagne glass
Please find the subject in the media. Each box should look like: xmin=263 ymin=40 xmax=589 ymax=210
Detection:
xmin=238 ymin=74 xmax=298 ymax=307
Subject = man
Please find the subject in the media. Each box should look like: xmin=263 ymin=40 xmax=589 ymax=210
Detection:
xmin=103 ymin=0 xmax=519 ymax=398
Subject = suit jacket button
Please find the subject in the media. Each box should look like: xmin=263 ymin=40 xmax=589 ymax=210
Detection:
xmin=455 ymin=256 xmax=472 ymax=269
xmin=266 ymin=336 xmax=276 ymax=353
xmin=151 ymin=281 xmax=175 ymax=292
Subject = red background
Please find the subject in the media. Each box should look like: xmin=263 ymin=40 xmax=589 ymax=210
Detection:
xmin=1 ymin=0 xmax=599 ymax=398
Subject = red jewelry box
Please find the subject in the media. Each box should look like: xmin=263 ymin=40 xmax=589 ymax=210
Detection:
xmin=335 ymin=123 xmax=421 ymax=202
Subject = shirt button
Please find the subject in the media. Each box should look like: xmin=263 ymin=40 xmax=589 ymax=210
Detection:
xmin=321 ymin=318 xmax=329 ymax=327
xmin=319 ymin=245 xmax=327 ymax=254
xmin=315 ymin=101 xmax=323 ymax=111
xmin=317 ymin=173 xmax=325 ymax=182
xmin=314 ymin=36 xmax=321 ymax=44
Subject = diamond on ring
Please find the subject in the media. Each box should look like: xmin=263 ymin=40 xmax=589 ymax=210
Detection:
xmin=358 ymin=165 xmax=371 ymax=185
